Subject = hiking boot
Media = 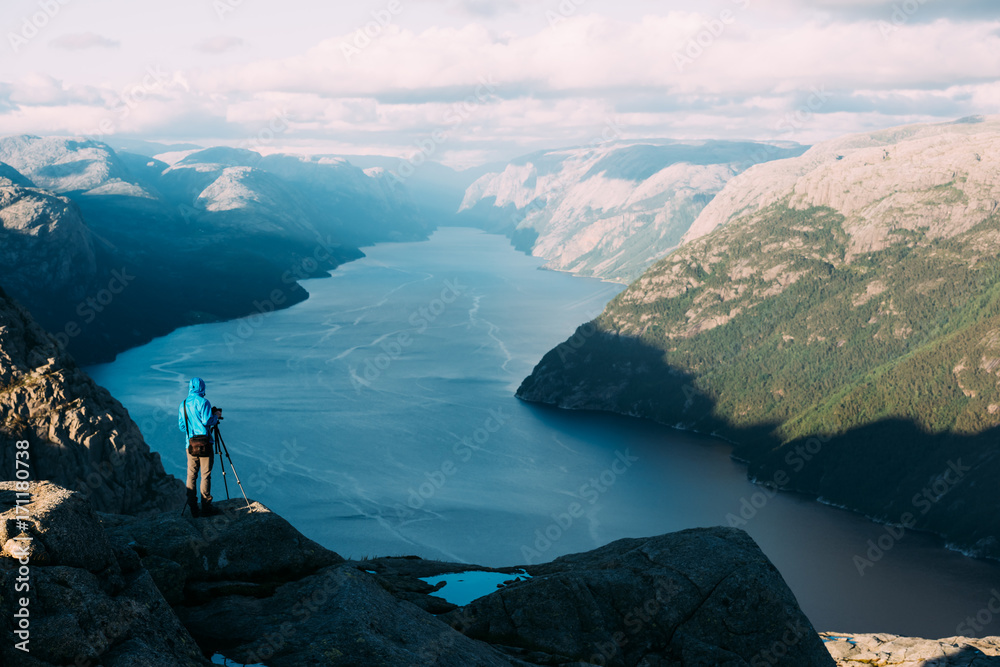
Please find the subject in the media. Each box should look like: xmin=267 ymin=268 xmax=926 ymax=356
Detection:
xmin=187 ymin=491 xmax=200 ymax=518
xmin=201 ymin=495 xmax=217 ymax=517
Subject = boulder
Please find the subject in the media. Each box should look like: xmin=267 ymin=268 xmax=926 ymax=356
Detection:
xmin=177 ymin=564 xmax=525 ymax=667
xmin=0 ymin=482 xmax=841 ymax=666
xmin=0 ymin=482 xmax=209 ymax=667
xmin=101 ymin=498 xmax=343 ymax=592
xmin=0 ymin=482 xmax=116 ymax=573
xmin=448 ymin=527 xmax=835 ymax=667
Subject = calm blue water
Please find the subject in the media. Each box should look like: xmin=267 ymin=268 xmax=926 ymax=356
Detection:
xmin=89 ymin=227 xmax=1000 ymax=638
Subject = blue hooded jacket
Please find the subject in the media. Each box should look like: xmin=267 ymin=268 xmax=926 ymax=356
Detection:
xmin=178 ymin=377 xmax=219 ymax=445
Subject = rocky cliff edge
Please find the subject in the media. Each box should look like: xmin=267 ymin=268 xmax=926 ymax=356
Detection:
xmin=0 ymin=288 xmax=183 ymax=515
xmin=0 ymin=481 xmax=835 ymax=667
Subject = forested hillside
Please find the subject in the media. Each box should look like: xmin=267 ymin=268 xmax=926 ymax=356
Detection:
xmin=519 ymin=118 xmax=1000 ymax=558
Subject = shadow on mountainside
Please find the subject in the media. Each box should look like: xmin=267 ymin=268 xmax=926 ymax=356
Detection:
xmin=517 ymin=328 xmax=1000 ymax=560
xmin=15 ymin=212 xmax=363 ymax=366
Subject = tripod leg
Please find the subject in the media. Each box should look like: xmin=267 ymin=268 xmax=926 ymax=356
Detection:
xmin=214 ymin=426 xmax=253 ymax=512
xmin=227 ymin=456 xmax=253 ymax=513
xmin=213 ymin=426 xmax=231 ymax=500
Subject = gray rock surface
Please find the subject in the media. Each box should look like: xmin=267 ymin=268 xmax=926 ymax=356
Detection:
xmin=0 ymin=482 xmax=209 ymax=667
xmin=0 ymin=176 xmax=97 ymax=300
xmin=0 ymin=289 xmax=184 ymax=514
xmin=0 ymin=135 xmax=148 ymax=195
xmin=103 ymin=499 xmax=521 ymax=665
xmin=102 ymin=497 xmax=343 ymax=589
xmin=821 ymin=632 xmax=1000 ymax=666
xmin=4 ymin=482 xmax=992 ymax=667
xmin=178 ymin=564 xmax=526 ymax=667
xmin=450 ymin=527 xmax=835 ymax=666
xmin=459 ymin=141 xmax=806 ymax=282
xmin=684 ymin=116 xmax=1000 ymax=256
xmin=0 ymin=161 xmax=35 ymax=187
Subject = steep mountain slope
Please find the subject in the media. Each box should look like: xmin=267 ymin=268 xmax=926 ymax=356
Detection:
xmin=0 ymin=286 xmax=183 ymax=513
xmin=254 ymin=153 xmax=427 ymax=244
xmin=163 ymin=148 xmax=430 ymax=245
xmin=0 ymin=160 xmax=34 ymax=187
xmin=459 ymin=140 xmax=806 ymax=282
xmin=684 ymin=115 xmax=1000 ymax=250
xmin=518 ymin=117 xmax=1000 ymax=557
xmin=0 ymin=170 xmax=97 ymax=301
xmin=0 ymin=135 xmax=153 ymax=197
xmin=0 ymin=136 xmax=434 ymax=364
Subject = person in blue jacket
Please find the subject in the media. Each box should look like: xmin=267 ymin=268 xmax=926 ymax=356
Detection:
xmin=178 ymin=377 xmax=220 ymax=517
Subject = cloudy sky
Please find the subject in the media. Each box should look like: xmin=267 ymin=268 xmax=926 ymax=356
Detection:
xmin=2 ymin=0 xmax=997 ymax=167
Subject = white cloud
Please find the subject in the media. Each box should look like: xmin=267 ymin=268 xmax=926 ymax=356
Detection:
xmin=196 ymin=36 xmax=245 ymax=54
xmin=49 ymin=32 xmax=120 ymax=50
xmin=2 ymin=3 xmax=998 ymax=163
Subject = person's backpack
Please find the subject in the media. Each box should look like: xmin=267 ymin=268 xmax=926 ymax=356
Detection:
xmin=183 ymin=400 xmax=213 ymax=457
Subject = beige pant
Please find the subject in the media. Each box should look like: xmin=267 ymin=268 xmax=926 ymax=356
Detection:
xmin=186 ymin=452 xmax=214 ymax=501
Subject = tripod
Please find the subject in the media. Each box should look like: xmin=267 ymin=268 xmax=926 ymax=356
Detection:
xmin=212 ymin=422 xmax=254 ymax=513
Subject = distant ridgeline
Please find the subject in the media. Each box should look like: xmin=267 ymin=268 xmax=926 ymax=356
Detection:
xmin=0 ymin=136 xmax=448 ymax=364
xmin=518 ymin=117 xmax=1000 ymax=559
xmin=457 ymin=139 xmax=807 ymax=283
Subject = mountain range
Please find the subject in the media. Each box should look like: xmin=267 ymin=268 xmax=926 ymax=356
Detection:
xmin=0 ymin=136 xmax=473 ymax=364
xmin=2 ymin=134 xmax=804 ymax=363
xmin=458 ymin=140 xmax=806 ymax=282
xmin=5 ymin=120 xmax=1000 ymax=558
xmin=518 ymin=116 xmax=1000 ymax=558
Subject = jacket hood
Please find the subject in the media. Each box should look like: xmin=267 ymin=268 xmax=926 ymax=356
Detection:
xmin=188 ymin=377 xmax=206 ymax=396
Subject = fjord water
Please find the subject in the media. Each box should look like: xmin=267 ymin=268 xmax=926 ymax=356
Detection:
xmin=88 ymin=227 xmax=1000 ymax=638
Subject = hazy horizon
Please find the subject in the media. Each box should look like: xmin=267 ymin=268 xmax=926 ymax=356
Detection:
xmin=2 ymin=0 xmax=997 ymax=168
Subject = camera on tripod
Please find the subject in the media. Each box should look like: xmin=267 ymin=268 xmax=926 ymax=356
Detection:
xmin=206 ymin=412 xmax=253 ymax=513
